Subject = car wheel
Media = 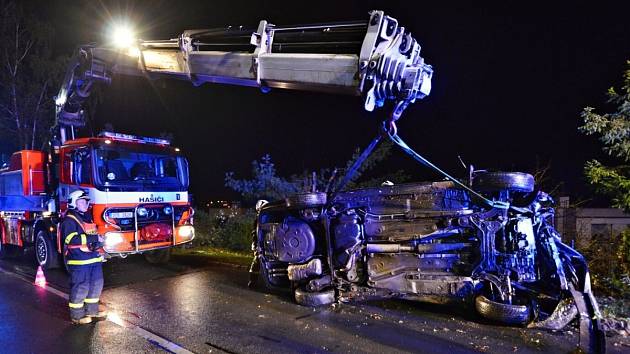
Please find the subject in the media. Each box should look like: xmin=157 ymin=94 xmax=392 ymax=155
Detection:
xmin=475 ymin=295 xmax=533 ymax=325
xmin=285 ymin=192 xmax=327 ymax=209
xmin=472 ymin=171 xmax=535 ymax=193
xmin=144 ymin=248 xmax=171 ymax=264
xmin=35 ymin=231 xmax=59 ymax=270
xmin=294 ymin=286 xmax=335 ymax=307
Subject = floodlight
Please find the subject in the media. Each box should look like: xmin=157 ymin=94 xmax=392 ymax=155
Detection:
xmin=111 ymin=24 xmax=135 ymax=48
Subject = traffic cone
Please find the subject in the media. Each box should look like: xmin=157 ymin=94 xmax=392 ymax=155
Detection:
xmin=34 ymin=266 xmax=46 ymax=287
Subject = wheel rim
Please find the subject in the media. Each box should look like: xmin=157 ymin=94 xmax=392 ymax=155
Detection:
xmin=36 ymin=236 xmax=47 ymax=265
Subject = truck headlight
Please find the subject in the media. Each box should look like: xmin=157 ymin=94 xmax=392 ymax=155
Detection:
xmin=177 ymin=225 xmax=194 ymax=239
xmin=137 ymin=207 xmax=148 ymax=217
xmin=104 ymin=232 xmax=125 ymax=249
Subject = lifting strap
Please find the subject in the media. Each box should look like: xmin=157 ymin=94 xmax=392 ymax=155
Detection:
xmin=333 ymin=134 xmax=383 ymax=193
xmin=387 ymin=131 xmax=494 ymax=207
xmin=331 ymin=121 xmax=494 ymax=208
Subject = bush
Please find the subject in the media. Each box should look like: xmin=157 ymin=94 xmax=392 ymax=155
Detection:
xmin=580 ymin=227 xmax=630 ymax=299
xmin=193 ymin=209 xmax=255 ymax=251
xmin=618 ymin=228 xmax=630 ymax=276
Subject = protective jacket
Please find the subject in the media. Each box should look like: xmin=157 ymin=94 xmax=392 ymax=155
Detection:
xmin=61 ymin=210 xmax=103 ymax=266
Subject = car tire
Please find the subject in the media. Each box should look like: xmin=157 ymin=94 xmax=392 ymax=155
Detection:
xmin=285 ymin=192 xmax=327 ymax=209
xmin=472 ymin=171 xmax=535 ymax=193
xmin=35 ymin=231 xmax=59 ymax=270
xmin=144 ymin=248 xmax=171 ymax=264
xmin=294 ymin=286 xmax=335 ymax=307
xmin=475 ymin=295 xmax=532 ymax=325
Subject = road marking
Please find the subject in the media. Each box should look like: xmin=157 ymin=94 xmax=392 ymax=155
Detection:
xmin=107 ymin=312 xmax=195 ymax=354
xmin=0 ymin=266 xmax=195 ymax=354
xmin=204 ymin=341 xmax=238 ymax=354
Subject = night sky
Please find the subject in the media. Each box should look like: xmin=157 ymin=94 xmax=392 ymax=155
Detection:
xmin=38 ymin=1 xmax=630 ymax=203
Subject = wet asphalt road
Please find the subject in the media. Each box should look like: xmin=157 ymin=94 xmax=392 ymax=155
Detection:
xmin=1 ymin=252 xmax=628 ymax=354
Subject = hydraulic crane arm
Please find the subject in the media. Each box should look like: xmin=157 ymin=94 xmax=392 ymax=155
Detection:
xmin=54 ymin=10 xmax=432 ymax=139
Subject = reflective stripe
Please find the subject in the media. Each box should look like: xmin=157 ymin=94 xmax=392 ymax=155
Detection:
xmin=81 ymin=234 xmax=87 ymax=245
xmin=65 ymin=232 xmax=78 ymax=244
xmin=67 ymin=245 xmax=90 ymax=252
xmin=67 ymin=256 xmax=104 ymax=265
xmin=84 ymin=298 xmax=99 ymax=303
xmin=66 ymin=214 xmax=98 ymax=235
xmin=69 ymin=302 xmax=84 ymax=308
xmin=65 ymin=214 xmax=82 ymax=226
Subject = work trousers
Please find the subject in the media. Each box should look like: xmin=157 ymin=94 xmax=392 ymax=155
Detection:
xmin=68 ymin=263 xmax=104 ymax=320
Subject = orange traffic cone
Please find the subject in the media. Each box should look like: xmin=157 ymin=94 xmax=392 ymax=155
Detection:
xmin=35 ymin=266 xmax=46 ymax=287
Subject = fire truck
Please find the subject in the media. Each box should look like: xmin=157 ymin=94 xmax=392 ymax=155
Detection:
xmin=0 ymin=10 xmax=432 ymax=269
xmin=0 ymin=131 xmax=194 ymax=268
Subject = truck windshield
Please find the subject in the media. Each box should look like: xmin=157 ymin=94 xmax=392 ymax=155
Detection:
xmin=94 ymin=143 xmax=189 ymax=192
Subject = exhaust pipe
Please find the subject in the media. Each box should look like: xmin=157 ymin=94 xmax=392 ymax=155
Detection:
xmin=287 ymin=258 xmax=322 ymax=281
xmin=366 ymin=242 xmax=471 ymax=254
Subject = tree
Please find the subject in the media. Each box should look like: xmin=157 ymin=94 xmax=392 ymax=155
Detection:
xmin=225 ymin=140 xmax=411 ymax=202
xmin=0 ymin=1 xmax=66 ymax=151
xmin=225 ymin=154 xmax=300 ymax=201
xmin=579 ymin=61 xmax=630 ymax=211
xmin=580 ymin=61 xmax=630 ymax=290
xmin=336 ymin=139 xmax=410 ymax=190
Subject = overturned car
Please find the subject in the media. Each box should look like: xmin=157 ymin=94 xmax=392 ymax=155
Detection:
xmin=250 ymin=170 xmax=606 ymax=352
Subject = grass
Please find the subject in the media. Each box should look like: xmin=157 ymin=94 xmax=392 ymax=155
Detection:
xmin=172 ymin=245 xmax=252 ymax=267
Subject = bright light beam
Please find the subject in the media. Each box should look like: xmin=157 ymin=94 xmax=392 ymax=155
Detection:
xmin=111 ymin=24 xmax=136 ymax=48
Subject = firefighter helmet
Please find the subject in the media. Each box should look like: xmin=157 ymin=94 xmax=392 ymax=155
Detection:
xmin=68 ymin=190 xmax=90 ymax=209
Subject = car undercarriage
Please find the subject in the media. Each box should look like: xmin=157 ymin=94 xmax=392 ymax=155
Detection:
xmin=250 ymin=170 xmax=606 ymax=353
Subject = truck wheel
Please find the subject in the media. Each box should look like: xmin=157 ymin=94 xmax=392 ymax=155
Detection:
xmin=35 ymin=231 xmax=59 ymax=270
xmin=144 ymin=248 xmax=171 ymax=264
xmin=294 ymin=287 xmax=335 ymax=307
xmin=472 ymin=171 xmax=535 ymax=193
xmin=475 ymin=295 xmax=532 ymax=325
xmin=0 ymin=241 xmax=13 ymax=259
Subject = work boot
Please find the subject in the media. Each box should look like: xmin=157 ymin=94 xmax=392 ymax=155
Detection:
xmin=88 ymin=310 xmax=108 ymax=320
xmin=71 ymin=316 xmax=93 ymax=325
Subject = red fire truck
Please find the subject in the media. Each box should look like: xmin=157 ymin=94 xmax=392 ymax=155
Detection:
xmin=0 ymin=131 xmax=194 ymax=268
xmin=0 ymin=10 xmax=431 ymax=269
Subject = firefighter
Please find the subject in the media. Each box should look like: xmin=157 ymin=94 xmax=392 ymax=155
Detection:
xmin=61 ymin=190 xmax=107 ymax=324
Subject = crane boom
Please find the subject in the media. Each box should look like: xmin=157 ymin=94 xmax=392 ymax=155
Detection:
xmin=54 ymin=10 xmax=432 ymax=140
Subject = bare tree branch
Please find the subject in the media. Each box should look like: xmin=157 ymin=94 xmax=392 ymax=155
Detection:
xmin=0 ymin=1 xmax=63 ymax=151
xmin=31 ymin=79 xmax=49 ymax=149
xmin=17 ymin=39 xmax=33 ymax=64
xmin=0 ymin=102 xmax=14 ymax=117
